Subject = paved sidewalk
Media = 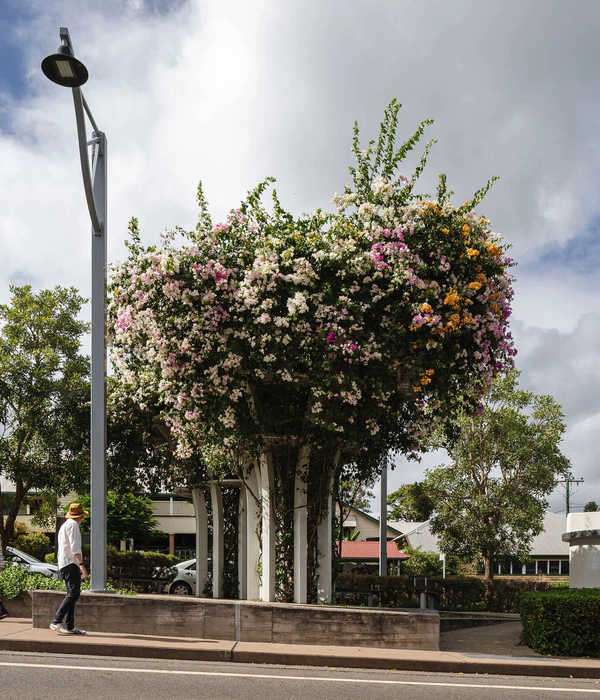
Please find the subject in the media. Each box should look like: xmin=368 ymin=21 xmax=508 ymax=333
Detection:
xmin=1 ymin=617 xmax=599 ymax=679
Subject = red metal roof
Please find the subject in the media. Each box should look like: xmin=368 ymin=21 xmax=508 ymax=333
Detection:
xmin=338 ymin=541 xmax=409 ymax=561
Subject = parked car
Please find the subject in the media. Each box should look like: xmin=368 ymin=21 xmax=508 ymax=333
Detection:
xmin=168 ymin=559 xmax=196 ymax=595
xmin=5 ymin=546 xmax=61 ymax=580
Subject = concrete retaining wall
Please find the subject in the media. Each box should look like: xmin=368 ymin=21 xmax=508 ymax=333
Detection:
xmin=4 ymin=593 xmax=32 ymax=618
xmin=32 ymin=591 xmax=439 ymax=650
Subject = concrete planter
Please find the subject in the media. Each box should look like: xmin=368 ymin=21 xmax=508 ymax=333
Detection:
xmin=4 ymin=592 xmax=33 ymax=618
xmin=32 ymin=591 xmax=439 ymax=651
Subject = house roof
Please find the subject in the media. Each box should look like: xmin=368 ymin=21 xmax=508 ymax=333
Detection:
xmin=338 ymin=540 xmax=409 ymax=561
xmin=392 ymin=512 xmax=570 ymax=558
xmin=387 ymin=521 xmax=426 ymax=535
xmin=341 ymin=504 xmax=402 ymax=536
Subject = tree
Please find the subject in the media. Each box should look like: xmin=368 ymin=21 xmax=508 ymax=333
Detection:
xmin=425 ymin=371 xmax=571 ymax=582
xmin=583 ymin=501 xmax=599 ymax=512
xmin=77 ymin=492 xmax=159 ymax=546
xmin=0 ymin=286 xmax=89 ymax=547
xmin=387 ymin=481 xmax=435 ymax=521
xmin=108 ymin=101 xmax=516 ymax=598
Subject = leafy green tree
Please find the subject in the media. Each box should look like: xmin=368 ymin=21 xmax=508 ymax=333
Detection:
xmin=400 ymin=546 xmax=460 ymax=577
xmin=387 ymin=481 xmax=435 ymax=521
xmin=425 ymin=371 xmax=570 ymax=582
xmin=0 ymin=286 xmax=89 ymax=547
xmin=77 ymin=492 xmax=159 ymax=546
xmin=583 ymin=501 xmax=599 ymax=512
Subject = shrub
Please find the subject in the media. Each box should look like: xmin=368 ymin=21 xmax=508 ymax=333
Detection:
xmin=108 ymin=551 xmax=179 ymax=592
xmin=335 ymin=574 xmax=551 ymax=612
xmin=14 ymin=532 xmax=52 ymax=561
xmin=0 ymin=566 xmax=64 ymax=600
xmin=520 ymin=588 xmax=600 ymax=658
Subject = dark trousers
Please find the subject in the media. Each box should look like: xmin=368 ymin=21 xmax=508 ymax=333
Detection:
xmin=0 ymin=599 xmax=8 ymax=616
xmin=53 ymin=563 xmax=81 ymax=630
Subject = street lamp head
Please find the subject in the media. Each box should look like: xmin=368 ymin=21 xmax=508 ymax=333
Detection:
xmin=41 ymin=44 xmax=89 ymax=88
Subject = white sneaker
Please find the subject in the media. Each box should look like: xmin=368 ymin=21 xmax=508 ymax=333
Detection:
xmin=49 ymin=622 xmax=67 ymax=634
xmin=65 ymin=628 xmax=86 ymax=635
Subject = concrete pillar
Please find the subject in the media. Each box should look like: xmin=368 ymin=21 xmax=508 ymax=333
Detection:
xmin=316 ymin=460 xmax=337 ymax=604
xmin=260 ymin=449 xmax=276 ymax=602
xmin=245 ymin=465 xmax=261 ymax=600
xmin=238 ymin=487 xmax=247 ymax=600
xmin=209 ymin=482 xmax=225 ymax=598
xmin=294 ymin=445 xmax=310 ymax=604
xmin=564 ymin=512 xmax=600 ymax=588
xmin=168 ymin=533 xmax=175 ymax=556
xmin=316 ymin=492 xmax=333 ymax=603
xmin=191 ymin=487 xmax=209 ymax=597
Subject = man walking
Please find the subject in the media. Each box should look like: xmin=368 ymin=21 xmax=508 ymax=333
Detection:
xmin=50 ymin=503 xmax=89 ymax=635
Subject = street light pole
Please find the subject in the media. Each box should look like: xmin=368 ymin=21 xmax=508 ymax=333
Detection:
xmin=42 ymin=28 xmax=108 ymax=591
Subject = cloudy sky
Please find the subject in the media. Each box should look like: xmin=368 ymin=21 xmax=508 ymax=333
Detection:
xmin=1 ymin=0 xmax=598 ymax=515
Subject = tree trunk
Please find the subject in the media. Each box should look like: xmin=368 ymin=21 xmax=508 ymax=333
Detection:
xmin=483 ymin=555 xmax=494 ymax=582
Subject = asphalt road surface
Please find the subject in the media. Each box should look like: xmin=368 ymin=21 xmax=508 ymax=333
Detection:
xmin=2 ymin=651 xmax=600 ymax=700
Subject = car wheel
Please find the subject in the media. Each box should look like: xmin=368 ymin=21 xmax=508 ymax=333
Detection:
xmin=170 ymin=581 xmax=193 ymax=595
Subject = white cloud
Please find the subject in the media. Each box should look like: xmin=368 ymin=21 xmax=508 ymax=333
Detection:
xmin=2 ymin=0 xmax=600 ymax=513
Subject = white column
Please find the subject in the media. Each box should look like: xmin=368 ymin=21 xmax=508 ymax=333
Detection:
xmin=260 ymin=449 xmax=276 ymax=602
xmin=316 ymin=492 xmax=333 ymax=603
xmin=238 ymin=487 xmax=247 ymax=600
xmin=191 ymin=487 xmax=209 ymax=597
xmin=245 ymin=465 xmax=261 ymax=600
xmin=209 ymin=482 xmax=224 ymax=599
xmin=294 ymin=445 xmax=310 ymax=604
xmin=316 ymin=458 xmax=337 ymax=604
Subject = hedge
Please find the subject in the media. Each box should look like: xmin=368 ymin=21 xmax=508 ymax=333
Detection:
xmin=108 ymin=551 xmax=179 ymax=592
xmin=520 ymin=588 xmax=600 ymax=658
xmin=335 ymin=574 xmax=552 ymax=612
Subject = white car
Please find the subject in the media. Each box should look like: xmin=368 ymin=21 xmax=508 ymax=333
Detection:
xmin=5 ymin=546 xmax=61 ymax=580
xmin=168 ymin=558 xmax=197 ymax=595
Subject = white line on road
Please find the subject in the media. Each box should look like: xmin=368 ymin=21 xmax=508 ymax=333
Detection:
xmin=0 ymin=661 xmax=599 ymax=693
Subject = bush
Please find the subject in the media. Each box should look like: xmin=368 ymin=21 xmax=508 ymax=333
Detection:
xmin=108 ymin=551 xmax=179 ymax=592
xmin=14 ymin=532 xmax=52 ymax=561
xmin=521 ymin=588 xmax=600 ymax=658
xmin=335 ymin=574 xmax=552 ymax=612
xmin=0 ymin=566 xmax=65 ymax=600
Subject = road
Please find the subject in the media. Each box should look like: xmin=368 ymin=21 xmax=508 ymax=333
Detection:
xmin=2 ymin=651 xmax=600 ymax=699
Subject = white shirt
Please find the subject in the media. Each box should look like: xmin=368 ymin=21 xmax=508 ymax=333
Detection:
xmin=57 ymin=519 xmax=82 ymax=570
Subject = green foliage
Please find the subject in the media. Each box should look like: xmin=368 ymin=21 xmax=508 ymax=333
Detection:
xmin=336 ymin=574 xmax=551 ymax=612
xmin=13 ymin=532 xmax=52 ymax=561
xmin=0 ymin=285 xmax=90 ymax=547
xmin=387 ymin=482 xmax=435 ymax=521
xmin=76 ymin=492 xmax=159 ymax=545
xmin=400 ymin=546 xmax=460 ymax=577
xmin=583 ymin=501 xmax=599 ymax=512
xmin=108 ymin=551 xmax=178 ymax=584
xmin=521 ymin=589 xmax=600 ymax=657
xmin=0 ymin=565 xmax=64 ymax=600
xmin=426 ymin=370 xmax=571 ymax=581
xmin=45 ymin=552 xmax=57 ymax=565
xmin=339 ymin=478 xmax=375 ymax=515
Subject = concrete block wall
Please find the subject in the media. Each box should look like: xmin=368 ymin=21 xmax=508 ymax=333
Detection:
xmin=32 ymin=591 xmax=439 ymax=651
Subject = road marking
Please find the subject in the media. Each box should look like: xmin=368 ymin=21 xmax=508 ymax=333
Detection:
xmin=0 ymin=661 xmax=599 ymax=693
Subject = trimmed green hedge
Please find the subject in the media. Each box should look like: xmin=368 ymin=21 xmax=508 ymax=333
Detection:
xmin=520 ymin=588 xmax=600 ymax=658
xmin=336 ymin=574 xmax=552 ymax=612
xmin=108 ymin=551 xmax=179 ymax=592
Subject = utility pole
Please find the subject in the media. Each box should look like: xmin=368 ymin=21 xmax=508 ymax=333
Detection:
xmin=559 ymin=476 xmax=585 ymax=516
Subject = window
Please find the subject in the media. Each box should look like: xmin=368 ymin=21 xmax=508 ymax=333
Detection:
xmin=536 ymin=561 xmax=548 ymax=575
xmin=549 ymin=561 xmax=560 ymax=575
xmin=525 ymin=562 xmax=537 ymax=575
xmin=561 ymin=560 xmax=570 ymax=576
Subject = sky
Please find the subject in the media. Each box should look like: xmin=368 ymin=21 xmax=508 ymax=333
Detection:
xmin=0 ymin=0 xmax=598 ymax=516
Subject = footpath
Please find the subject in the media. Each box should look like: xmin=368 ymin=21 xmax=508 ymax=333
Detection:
xmin=1 ymin=617 xmax=599 ymax=679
